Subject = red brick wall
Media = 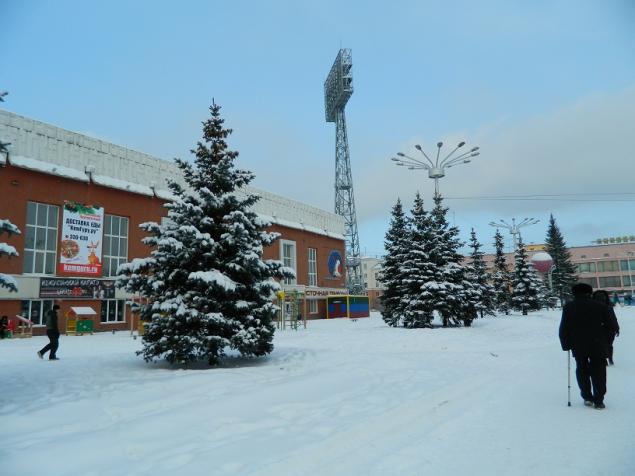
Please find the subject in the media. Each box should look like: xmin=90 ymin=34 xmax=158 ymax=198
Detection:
xmin=1 ymin=164 xmax=346 ymax=332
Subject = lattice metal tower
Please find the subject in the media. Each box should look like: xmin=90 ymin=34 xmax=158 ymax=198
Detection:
xmin=324 ymin=49 xmax=362 ymax=294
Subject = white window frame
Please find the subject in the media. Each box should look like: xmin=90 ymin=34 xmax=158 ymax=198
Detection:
xmin=23 ymin=202 xmax=59 ymax=275
xmin=280 ymin=239 xmax=297 ymax=285
xmin=101 ymin=299 xmax=126 ymax=323
xmin=20 ymin=299 xmax=54 ymax=326
xmin=103 ymin=215 xmax=129 ymax=277
xmin=309 ymin=299 xmax=318 ymax=314
xmin=308 ymin=247 xmax=317 ymax=287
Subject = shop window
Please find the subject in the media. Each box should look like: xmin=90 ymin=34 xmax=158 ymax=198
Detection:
xmin=576 ymin=262 xmax=596 ymax=273
xmin=23 ymin=202 xmax=59 ymax=275
xmin=597 ymin=261 xmax=618 ymax=272
xmin=103 ymin=215 xmax=129 ymax=277
xmin=101 ymin=300 xmax=125 ymax=323
xmin=598 ymin=276 xmax=622 ymax=288
xmin=309 ymin=299 xmax=318 ymax=314
xmin=20 ymin=299 xmax=54 ymax=326
xmin=280 ymin=240 xmax=296 ymax=285
xmin=308 ymin=247 xmax=317 ymax=286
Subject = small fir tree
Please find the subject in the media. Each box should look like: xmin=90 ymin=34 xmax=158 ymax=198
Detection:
xmin=466 ymin=228 xmax=495 ymax=318
xmin=545 ymin=214 xmax=577 ymax=304
xmin=511 ymin=235 xmax=543 ymax=313
xmin=117 ymin=102 xmax=293 ymax=365
xmin=491 ymin=229 xmax=511 ymax=315
xmin=380 ymin=198 xmax=409 ymax=327
xmin=0 ymin=219 xmax=21 ymax=292
xmin=401 ymin=193 xmax=435 ymax=328
xmin=424 ymin=194 xmax=466 ymax=327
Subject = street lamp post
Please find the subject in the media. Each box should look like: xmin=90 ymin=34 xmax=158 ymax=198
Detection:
xmin=488 ymin=217 xmax=540 ymax=251
xmin=391 ymin=141 xmax=480 ymax=196
xmin=627 ymin=251 xmax=634 ymax=299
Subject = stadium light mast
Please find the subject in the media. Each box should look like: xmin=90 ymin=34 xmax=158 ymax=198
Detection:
xmin=324 ymin=49 xmax=362 ymax=294
xmin=489 ymin=217 xmax=540 ymax=251
xmin=391 ymin=141 xmax=480 ymax=197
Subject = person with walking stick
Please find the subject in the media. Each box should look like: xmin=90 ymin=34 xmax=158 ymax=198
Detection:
xmin=559 ymin=283 xmax=619 ymax=409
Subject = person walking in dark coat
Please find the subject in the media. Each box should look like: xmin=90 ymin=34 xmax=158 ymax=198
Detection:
xmin=593 ymin=290 xmax=620 ymax=365
xmin=37 ymin=304 xmax=61 ymax=360
xmin=559 ymin=283 xmax=619 ymax=409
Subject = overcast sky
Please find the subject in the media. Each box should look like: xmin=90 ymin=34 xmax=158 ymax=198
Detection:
xmin=2 ymin=0 xmax=634 ymax=255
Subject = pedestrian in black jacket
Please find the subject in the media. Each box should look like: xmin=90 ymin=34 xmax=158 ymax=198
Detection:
xmin=592 ymin=290 xmax=620 ymax=365
xmin=37 ymin=304 xmax=61 ymax=360
xmin=559 ymin=283 xmax=619 ymax=409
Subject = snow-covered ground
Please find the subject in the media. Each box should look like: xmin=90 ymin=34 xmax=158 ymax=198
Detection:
xmin=1 ymin=309 xmax=634 ymax=476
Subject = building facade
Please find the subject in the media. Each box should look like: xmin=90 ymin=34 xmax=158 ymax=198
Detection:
xmin=482 ymin=242 xmax=635 ymax=297
xmin=0 ymin=109 xmax=348 ymax=335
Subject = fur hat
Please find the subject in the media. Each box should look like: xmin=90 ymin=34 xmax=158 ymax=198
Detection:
xmin=571 ymin=283 xmax=593 ymax=296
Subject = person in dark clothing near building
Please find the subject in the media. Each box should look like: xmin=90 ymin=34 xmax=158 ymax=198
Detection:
xmin=592 ymin=290 xmax=620 ymax=365
xmin=37 ymin=304 xmax=61 ymax=360
xmin=1 ymin=315 xmax=9 ymax=339
xmin=559 ymin=283 xmax=619 ymax=409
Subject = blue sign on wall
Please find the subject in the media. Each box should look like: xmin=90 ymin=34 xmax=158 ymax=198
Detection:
xmin=328 ymin=250 xmax=343 ymax=278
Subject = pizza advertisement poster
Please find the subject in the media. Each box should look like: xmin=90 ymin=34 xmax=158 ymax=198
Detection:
xmin=58 ymin=201 xmax=105 ymax=276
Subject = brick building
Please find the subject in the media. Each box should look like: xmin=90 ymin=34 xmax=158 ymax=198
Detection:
xmin=0 ymin=110 xmax=347 ymax=335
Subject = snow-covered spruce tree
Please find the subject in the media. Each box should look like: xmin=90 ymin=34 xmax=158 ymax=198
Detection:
xmin=0 ymin=219 xmax=21 ymax=292
xmin=380 ymin=198 xmax=409 ymax=327
xmin=424 ymin=194 xmax=467 ymax=327
xmin=491 ymin=229 xmax=511 ymax=315
xmin=545 ymin=214 xmax=577 ymax=304
xmin=401 ymin=193 xmax=435 ymax=328
xmin=0 ymin=92 xmax=21 ymax=292
xmin=466 ymin=228 xmax=495 ymax=319
xmin=117 ymin=102 xmax=294 ymax=365
xmin=511 ymin=235 xmax=543 ymax=313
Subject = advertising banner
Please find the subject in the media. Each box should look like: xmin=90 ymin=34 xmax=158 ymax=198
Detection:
xmin=58 ymin=201 xmax=104 ymax=276
xmin=39 ymin=278 xmax=116 ymax=299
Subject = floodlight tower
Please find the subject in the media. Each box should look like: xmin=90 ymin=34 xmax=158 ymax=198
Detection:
xmin=324 ymin=49 xmax=362 ymax=294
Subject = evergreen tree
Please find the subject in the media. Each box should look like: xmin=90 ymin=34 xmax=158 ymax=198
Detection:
xmin=0 ymin=91 xmax=21 ymax=292
xmin=491 ymin=229 xmax=511 ymax=314
xmin=545 ymin=214 xmax=577 ymax=304
xmin=511 ymin=235 xmax=543 ymax=313
xmin=380 ymin=198 xmax=409 ymax=327
xmin=0 ymin=219 xmax=21 ymax=292
xmin=466 ymin=228 xmax=495 ymax=318
xmin=424 ymin=194 xmax=466 ymax=327
xmin=117 ymin=102 xmax=293 ymax=365
xmin=401 ymin=193 xmax=435 ymax=328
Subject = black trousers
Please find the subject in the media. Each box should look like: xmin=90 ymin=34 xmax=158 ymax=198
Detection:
xmin=607 ymin=333 xmax=616 ymax=362
xmin=39 ymin=330 xmax=60 ymax=358
xmin=574 ymin=351 xmax=607 ymax=404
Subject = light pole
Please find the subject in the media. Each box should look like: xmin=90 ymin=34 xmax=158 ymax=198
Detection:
xmin=391 ymin=141 xmax=480 ymax=196
xmin=627 ymin=251 xmax=634 ymax=299
xmin=488 ymin=217 xmax=540 ymax=251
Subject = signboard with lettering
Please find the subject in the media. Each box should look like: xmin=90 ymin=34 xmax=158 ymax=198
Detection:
xmin=39 ymin=278 xmax=116 ymax=299
xmin=58 ymin=201 xmax=104 ymax=276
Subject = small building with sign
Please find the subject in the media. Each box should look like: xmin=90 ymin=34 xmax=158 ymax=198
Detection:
xmin=0 ymin=109 xmax=348 ymax=334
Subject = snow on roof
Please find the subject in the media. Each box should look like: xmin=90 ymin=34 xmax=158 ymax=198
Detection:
xmin=92 ymin=174 xmax=154 ymax=196
xmin=0 ymin=109 xmax=345 ymax=238
xmin=9 ymin=155 xmax=90 ymax=182
xmin=69 ymin=306 xmax=97 ymax=316
xmin=258 ymin=214 xmax=346 ymax=241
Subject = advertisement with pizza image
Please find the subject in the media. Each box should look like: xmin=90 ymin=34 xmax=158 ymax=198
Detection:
xmin=58 ymin=201 xmax=105 ymax=276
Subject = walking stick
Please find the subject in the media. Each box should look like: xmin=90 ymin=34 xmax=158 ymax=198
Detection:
xmin=567 ymin=350 xmax=571 ymax=407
